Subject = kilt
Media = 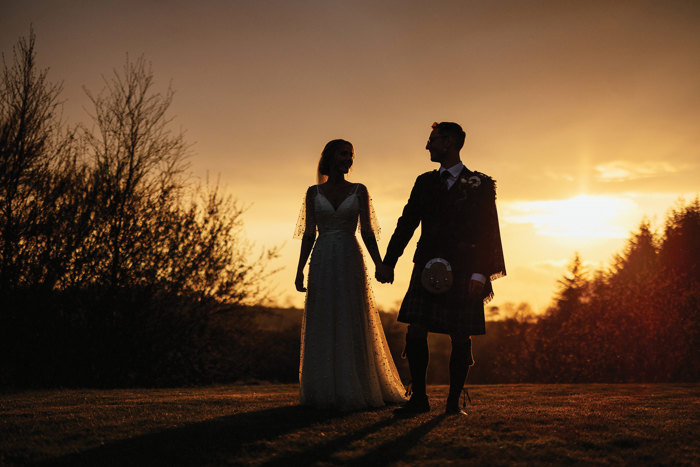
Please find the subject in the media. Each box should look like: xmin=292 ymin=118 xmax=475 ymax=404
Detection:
xmin=397 ymin=263 xmax=486 ymax=336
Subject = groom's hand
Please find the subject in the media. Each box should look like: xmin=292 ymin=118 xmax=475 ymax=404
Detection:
xmin=468 ymin=279 xmax=484 ymax=298
xmin=375 ymin=264 xmax=394 ymax=284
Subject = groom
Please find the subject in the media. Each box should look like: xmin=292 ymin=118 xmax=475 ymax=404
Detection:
xmin=377 ymin=122 xmax=506 ymax=415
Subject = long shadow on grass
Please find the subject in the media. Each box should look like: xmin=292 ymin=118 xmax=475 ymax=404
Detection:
xmin=348 ymin=413 xmax=446 ymax=465
xmin=263 ymin=413 xmax=446 ymax=466
xmin=35 ymin=405 xmax=348 ymax=466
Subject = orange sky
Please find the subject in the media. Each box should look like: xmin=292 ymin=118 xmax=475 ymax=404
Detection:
xmin=3 ymin=1 xmax=699 ymax=314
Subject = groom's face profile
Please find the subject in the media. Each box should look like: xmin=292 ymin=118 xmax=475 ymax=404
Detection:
xmin=426 ymin=129 xmax=450 ymax=163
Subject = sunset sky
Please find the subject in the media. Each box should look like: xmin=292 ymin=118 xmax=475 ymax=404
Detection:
xmin=3 ymin=0 xmax=699 ymax=314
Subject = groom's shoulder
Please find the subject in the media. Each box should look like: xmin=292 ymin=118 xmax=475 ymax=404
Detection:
xmin=469 ymin=170 xmax=497 ymax=197
xmin=418 ymin=169 xmax=438 ymax=178
xmin=415 ymin=170 xmax=438 ymax=183
xmin=471 ymin=170 xmax=494 ymax=183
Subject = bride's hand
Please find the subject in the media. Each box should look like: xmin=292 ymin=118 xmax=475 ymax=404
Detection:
xmin=295 ymin=270 xmax=307 ymax=292
xmin=375 ymin=263 xmax=394 ymax=284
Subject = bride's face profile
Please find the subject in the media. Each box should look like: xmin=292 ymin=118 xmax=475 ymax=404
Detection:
xmin=317 ymin=139 xmax=353 ymax=184
xmin=331 ymin=143 xmax=354 ymax=174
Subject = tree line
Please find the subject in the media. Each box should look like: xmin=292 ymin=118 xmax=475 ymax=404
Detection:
xmin=0 ymin=31 xmax=277 ymax=387
xmin=475 ymin=200 xmax=699 ymax=383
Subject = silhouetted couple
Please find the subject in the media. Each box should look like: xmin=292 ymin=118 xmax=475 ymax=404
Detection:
xmin=295 ymin=122 xmax=506 ymax=416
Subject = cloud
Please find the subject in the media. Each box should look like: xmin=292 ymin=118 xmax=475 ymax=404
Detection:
xmin=595 ymin=160 xmax=688 ymax=182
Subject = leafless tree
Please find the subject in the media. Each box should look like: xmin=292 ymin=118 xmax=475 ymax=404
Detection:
xmin=1 ymin=31 xmax=279 ymax=386
xmin=81 ymin=55 xmax=277 ymax=307
xmin=0 ymin=28 xmax=80 ymax=294
xmin=82 ymin=55 xmax=188 ymax=288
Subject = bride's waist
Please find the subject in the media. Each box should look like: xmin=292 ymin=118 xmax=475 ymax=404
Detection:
xmin=317 ymin=229 xmax=356 ymax=237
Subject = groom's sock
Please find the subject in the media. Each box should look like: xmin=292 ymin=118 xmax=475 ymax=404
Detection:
xmin=447 ymin=337 xmax=473 ymax=405
xmin=406 ymin=337 xmax=429 ymax=398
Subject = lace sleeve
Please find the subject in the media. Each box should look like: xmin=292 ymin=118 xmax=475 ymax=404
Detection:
xmin=293 ymin=187 xmax=317 ymax=239
xmin=358 ymin=184 xmax=381 ymax=240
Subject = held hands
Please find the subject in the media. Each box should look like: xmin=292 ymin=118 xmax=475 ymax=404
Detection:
xmin=375 ymin=263 xmax=394 ymax=284
xmin=300 ymin=264 xmax=394 ymax=290
xmin=295 ymin=270 xmax=307 ymax=292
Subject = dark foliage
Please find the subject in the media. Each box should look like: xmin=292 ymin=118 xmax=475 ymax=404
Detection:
xmin=476 ymin=199 xmax=700 ymax=383
xmin=0 ymin=31 xmax=277 ymax=388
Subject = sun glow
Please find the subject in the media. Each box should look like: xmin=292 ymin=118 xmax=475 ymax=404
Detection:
xmin=502 ymin=195 xmax=636 ymax=239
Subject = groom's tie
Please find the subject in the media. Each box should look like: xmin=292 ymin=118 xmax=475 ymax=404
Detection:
xmin=440 ymin=170 xmax=451 ymax=189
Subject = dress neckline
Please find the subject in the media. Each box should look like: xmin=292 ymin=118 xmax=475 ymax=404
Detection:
xmin=316 ymin=184 xmax=358 ymax=212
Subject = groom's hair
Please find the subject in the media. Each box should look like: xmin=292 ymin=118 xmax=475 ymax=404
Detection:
xmin=432 ymin=122 xmax=466 ymax=150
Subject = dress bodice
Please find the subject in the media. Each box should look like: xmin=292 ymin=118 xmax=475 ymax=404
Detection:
xmin=293 ymin=183 xmax=381 ymax=241
xmin=314 ymin=190 xmax=360 ymax=236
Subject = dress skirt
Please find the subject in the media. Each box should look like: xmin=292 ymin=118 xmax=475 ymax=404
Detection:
xmin=299 ymin=230 xmax=407 ymax=411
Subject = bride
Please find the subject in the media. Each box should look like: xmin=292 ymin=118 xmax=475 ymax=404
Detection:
xmin=294 ymin=139 xmax=407 ymax=411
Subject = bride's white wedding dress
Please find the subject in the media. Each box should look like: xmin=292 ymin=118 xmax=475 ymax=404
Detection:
xmin=295 ymin=184 xmax=407 ymax=410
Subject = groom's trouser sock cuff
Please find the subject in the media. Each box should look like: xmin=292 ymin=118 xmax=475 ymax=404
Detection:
xmin=448 ymin=337 xmax=472 ymax=401
xmin=405 ymin=336 xmax=429 ymax=397
xmin=450 ymin=335 xmax=474 ymax=367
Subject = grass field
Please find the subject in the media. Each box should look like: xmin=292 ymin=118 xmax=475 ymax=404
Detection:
xmin=1 ymin=383 xmax=698 ymax=466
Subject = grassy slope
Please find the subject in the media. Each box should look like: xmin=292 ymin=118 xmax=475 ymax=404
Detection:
xmin=1 ymin=383 xmax=698 ymax=466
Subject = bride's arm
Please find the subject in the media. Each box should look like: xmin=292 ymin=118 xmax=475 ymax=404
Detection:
xmin=296 ymin=187 xmax=317 ymax=292
xmin=358 ymin=184 xmax=383 ymax=268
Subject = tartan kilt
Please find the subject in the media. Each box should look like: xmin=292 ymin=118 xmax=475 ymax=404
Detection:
xmin=397 ymin=263 xmax=486 ymax=336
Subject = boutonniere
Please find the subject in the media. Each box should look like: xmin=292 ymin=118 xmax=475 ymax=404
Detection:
xmin=461 ymin=175 xmax=481 ymax=189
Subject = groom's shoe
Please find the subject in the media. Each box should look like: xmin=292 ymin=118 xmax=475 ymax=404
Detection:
xmin=394 ymin=394 xmax=430 ymax=416
xmin=445 ymin=397 xmax=468 ymax=416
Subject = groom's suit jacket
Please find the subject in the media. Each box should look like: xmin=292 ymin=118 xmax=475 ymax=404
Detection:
xmin=384 ymin=166 xmax=506 ymax=303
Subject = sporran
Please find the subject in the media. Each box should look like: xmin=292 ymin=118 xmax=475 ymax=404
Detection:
xmin=421 ymin=258 xmax=453 ymax=294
